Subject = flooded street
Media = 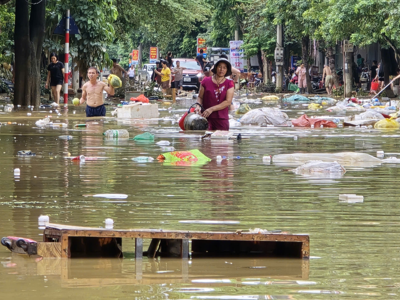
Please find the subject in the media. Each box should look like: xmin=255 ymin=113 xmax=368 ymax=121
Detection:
xmin=1 ymin=100 xmax=400 ymax=299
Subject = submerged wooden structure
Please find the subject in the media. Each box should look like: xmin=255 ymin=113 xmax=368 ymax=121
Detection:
xmin=2 ymin=223 xmax=310 ymax=259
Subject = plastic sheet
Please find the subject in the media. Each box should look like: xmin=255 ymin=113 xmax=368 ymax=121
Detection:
xmin=132 ymin=132 xmax=155 ymax=141
xmin=282 ymin=95 xmax=310 ymax=104
xmin=240 ymin=108 xmax=290 ymax=126
xmin=291 ymin=114 xmax=337 ymax=128
xmin=292 ymin=160 xmax=346 ymax=177
xmin=157 ymin=149 xmax=211 ymax=166
xmin=273 ymin=152 xmax=382 ymax=167
xmin=262 ymin=95 xmax=280 ymax=101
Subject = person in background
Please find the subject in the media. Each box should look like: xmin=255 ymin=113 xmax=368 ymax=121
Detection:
xmin=45 ymin=53 xmax=64 ymax=105
xmin=295 ymin=63 xmax=307 ymax=94
xmin=195 ymin=58 xmax=234 ymax=131
xmin=370 ymin=60 xmax=378 ymax=82
xmin=172 ymin=60 xmax=186 ymax=94
xmin=322 ymin=64 xmax=334 ymax=95
xmin=196 ymin=49 xmax=208 ymax=71
xmin=128 ymin=64 xmax=135 ymax=85
xmin=78 ymin=67 xmax=115 ymax=117
xmin=375 ymin=62 xmax=385 ymax=90
xmin=166 ymin=52 xmax=174 ymax=68
xmin=357 ymin=54 xmax=365 ymax=70
xmin=154 ymin=60 xmax=171 ymax=95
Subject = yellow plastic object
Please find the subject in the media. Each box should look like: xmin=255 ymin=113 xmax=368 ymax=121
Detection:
xmin=72 ymin=98 xmax=80 ymax=106
xmin=262 ymin=95 xmax=280 ymax=101
xmin=107 ymin=74 xmax=122 ymax=88
xmin=370 ymin=106 xmax=386 ymax=109
xmin=374 ymin=118 xmax=400 ymax=129
xmin=308 ymin=103 xmax=322 ymax=110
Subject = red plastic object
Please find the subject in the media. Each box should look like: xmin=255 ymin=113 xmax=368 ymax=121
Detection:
xmin=178 ymin=108 xmax=196 ymax=130
xmin=292 ymin=114 xmax=337 ymax=128
xmin=371 ymin=80 xmax=379 ymax=91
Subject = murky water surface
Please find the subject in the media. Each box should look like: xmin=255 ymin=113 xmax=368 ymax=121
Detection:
xmin=1 ymin=100 xmax=400 ymax=299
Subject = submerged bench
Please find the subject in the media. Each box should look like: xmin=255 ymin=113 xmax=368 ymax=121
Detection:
xmin=2 ymin=223 xmax=310 ymax=259
xmin=43 ymin=224 xmax=309 ymax=259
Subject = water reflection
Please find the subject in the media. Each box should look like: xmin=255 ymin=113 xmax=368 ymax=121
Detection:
xmin=1 ymin=104 xmax=400 ymax=299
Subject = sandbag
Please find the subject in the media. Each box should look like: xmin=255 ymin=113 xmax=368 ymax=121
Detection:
xmin=240 ymin=107 xmax=290 ymax=126
xmin=235 ymin=103 xmax=251 ymax=115
xmin=374 ymin=118 xmax=400 ymax=129
xmin=291 ymin=114 xmax=337 ymax=128
xmin=108 ymin=74 xmax=122 ymax=88
xmin=262 ymin=95 xmax=280 ymax=101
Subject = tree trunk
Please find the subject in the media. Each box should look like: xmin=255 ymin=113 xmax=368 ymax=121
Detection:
xmin=344 ymin=50 xmax=353 ymax=97
xmin=261 ymin=50 xmax=270 ymax=82
xmin=14 ymin=0 xmax=45 ymax=108
xmin=257 ymin=50 xmax=263 ymax=77
xmin=301 ymin=35 xmax=312 ymax=93
xmin=326 ymin=46 xmax=339 ymax=88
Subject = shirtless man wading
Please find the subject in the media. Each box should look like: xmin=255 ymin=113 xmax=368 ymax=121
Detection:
xmin=322 ymin=64 xmax=334 ymax=95
xmin=78 ymin=67 xmax=115 ymax=117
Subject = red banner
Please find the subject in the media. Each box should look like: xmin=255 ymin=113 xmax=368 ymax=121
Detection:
xmin=150 ymin=47 xmax=158 ymax=63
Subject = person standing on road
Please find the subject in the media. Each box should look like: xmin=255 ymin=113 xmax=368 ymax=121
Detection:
xmin=172 ymin=61 xmax=186 ymax=94
xmin=195 ymin=58 xmax=234 ymax=131
xmin=322 ymin=64 xmax=334 ymax=95
xmin=154 ymin=60 xmax=171 ymax=95
xmin=295 ymin=63 xmax=307 ymax=94
xmin=196 ymin=49 xmax=208 ymax=71
xmin=78 ymin=67 xmax=115 ymax=117
xmin=128 ymin=64 xmax=135 ymax=86
xmin=45 ymin=53 xmax=65 ymax=105
xmin=370 ymin=60 xmax=378 ymax=80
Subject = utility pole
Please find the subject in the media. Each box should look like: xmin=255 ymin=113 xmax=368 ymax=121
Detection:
xmin=275 ymin=25 xmax=284 ymax=91
xmin=343 ymin=40 xmax=353 ymax=97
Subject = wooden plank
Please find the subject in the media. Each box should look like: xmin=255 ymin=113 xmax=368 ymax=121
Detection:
xmin=37 ymin=242 xmax=62 ymax=258
xmin=61 ymin=235 xmax=70 ymax=258
xmin=135 ymin=238 xmax=143 ymax=259
xmin=147 ymin=239 xmax=161 ymax=258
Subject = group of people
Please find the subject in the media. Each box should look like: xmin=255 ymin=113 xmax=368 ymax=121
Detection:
xmin=45 ymin=50 xmax=236 ymax=130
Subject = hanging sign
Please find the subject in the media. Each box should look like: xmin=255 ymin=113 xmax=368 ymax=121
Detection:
xmin=229 ymin=40 xmax=245 ymax=71
xmin=130 ymin=49 xmax=139 ymax=65
xmin=150 ymin=47 xmax=158 ymax=63
xmin=197 ymin=38 xmax=207 ymax=56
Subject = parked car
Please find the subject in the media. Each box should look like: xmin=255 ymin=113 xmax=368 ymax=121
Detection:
xmin=172 ymin=58 xmax=203 ymax=91
xmin=138 ymin=64 xmax=156 ymax=82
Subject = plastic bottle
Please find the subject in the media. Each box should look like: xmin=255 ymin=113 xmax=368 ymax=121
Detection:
xmin=59 ymin=135 xmax=73 ymax=140
xmin=51 ymin=123 xmax=67 ymax=128
xmin=14 ymin=168 xmax=20 ymax=176
xmin=132 ymin=156 xmax=154 ymax=162
xmin=103 ymin=129 xmax=129 ymax=139
xmin=161 ymin=146 xmax=175 ymax=152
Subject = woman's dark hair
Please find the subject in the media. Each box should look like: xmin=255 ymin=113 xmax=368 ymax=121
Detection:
xmin=160 ymin=60 xmax=167 ymax=66
xmin=357 ymin=54 xmax=361 ymax=58
xmin=50 ymin=53 xmax=58 ymax=60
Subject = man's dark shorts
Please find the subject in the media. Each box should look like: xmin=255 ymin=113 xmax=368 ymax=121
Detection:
xmin=86 ymin=104 xmax=106 ymax=117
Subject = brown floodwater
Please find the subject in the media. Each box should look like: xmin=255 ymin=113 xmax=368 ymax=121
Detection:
xmin=1 ymin=100 xmax=400 ymax=299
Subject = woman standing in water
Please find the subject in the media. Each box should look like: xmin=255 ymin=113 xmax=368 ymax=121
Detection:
xmin=154 ymin=60 xmax=171 ymax=95
xmin=195 ymin=58 xmax=234 ymax=131
xmin=45 ymin=53 xmax=64 ymax=105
